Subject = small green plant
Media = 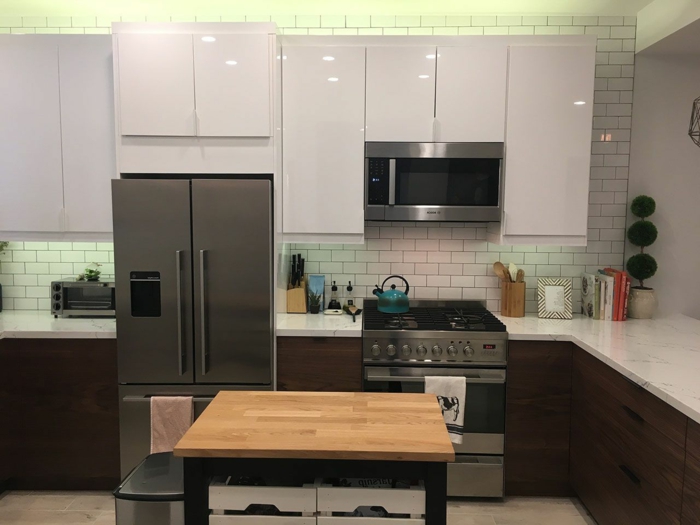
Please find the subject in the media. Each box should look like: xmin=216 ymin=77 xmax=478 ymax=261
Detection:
xmin=308 ymin=290 xmax=322 ymax=307
xmin=626 ymin=195 xmax=658 ymax=289
xmin=0 ymin=241 xmax=8 ymax=252
xmin=77 ymin=262 xmax=102 ymax=281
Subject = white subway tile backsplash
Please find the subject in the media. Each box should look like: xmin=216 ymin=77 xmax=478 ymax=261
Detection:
xmin=439 ymin=288 xmax=463 ymax=300
xmin=451 ymin=276 xmax=476 ymax=287
xmin=452 ymin=252 xmax=476 ymax=263
xmin=356 ymin=251 xmax=380 ymax=263
xmin=331 ymin=250 xmax=356 ymax=262
xmin=343 ymin=262 xmax=367 ymax=274
xmin=427 ymin=228 xmax=452 ymax=239
xmin=379 ymin=251 xmax=403 ymax=263
xmin=391 ymin=239 xmax=416 ymax=251
xmin=391 ymin=263 xmax=415 ymax=275
xmin=439 ymin=240 xmax=464 ymax=251
xmin=427 ymin=252 xmax=452 ymax=264
xmin=439 ymin=263 xmax=463 ymax=276
xmin=367 ymin=263 xmax=391 ymax=274
xmin=415 ymin=263 xmax=439 ymax=275
xmin=404 ymin=251 xmax=428 ymax=263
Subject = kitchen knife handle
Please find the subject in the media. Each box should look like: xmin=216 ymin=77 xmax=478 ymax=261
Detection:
xmin=176 ymin=250 xmax=185 ymax=376
xmin=200 ymin=249 xmax=208 ymax=375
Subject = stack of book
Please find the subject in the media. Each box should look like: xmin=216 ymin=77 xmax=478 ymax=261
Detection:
xmin=581 ymin=268 xmax=631 ymax=321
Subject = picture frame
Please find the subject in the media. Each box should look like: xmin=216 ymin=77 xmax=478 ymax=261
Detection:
xmin=537 ymin=278 xmax=573 ymax=319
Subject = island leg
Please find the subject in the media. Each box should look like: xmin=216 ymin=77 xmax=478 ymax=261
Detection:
xmin=425 ymin=462 xmax=447 ymax=525
xmin=184 ymin=457 xmax=209 ymax=525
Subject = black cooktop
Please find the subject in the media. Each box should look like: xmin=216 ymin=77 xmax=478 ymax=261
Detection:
xmin=363 ymin=303 xmax=507 ymax=332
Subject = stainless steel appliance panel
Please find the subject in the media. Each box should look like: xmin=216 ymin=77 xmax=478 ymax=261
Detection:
xmin=118 ymin=384 xmax=270 ymax=476
xmin=447 ymin=456 xmax=504 ymax=498
xmin=365 ymin=142 xmax=505 ymax=159
xmin=191 ymin=179 xmax=273 ymax=385
xmin=113 ymin=179 xmax=194 ymax=385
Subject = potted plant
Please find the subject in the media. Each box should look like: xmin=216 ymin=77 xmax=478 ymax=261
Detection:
xmin=308 ymin=290 xmax=322 ymax=314
xmin=0 ymin=241 xmax=7 ymax=312
xmin=626 ymin=195 xmax=658 ymax=319
xmin=77 ymin=262 xmax=102 ymax=282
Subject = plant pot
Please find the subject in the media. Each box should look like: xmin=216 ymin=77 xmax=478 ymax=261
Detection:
xmin=628 ymin=287 xmax=657 ymax=319
xmin=309 ymin=304 xmax=321 ymax=314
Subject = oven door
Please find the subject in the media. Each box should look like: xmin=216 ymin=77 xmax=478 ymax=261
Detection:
xmin=363 ymin=366 xmax=505 ymax=455
xmin=365 ymin=142 xmax=503 ymax=222
xmin=62 ymin=285 xmax=116 ymax=316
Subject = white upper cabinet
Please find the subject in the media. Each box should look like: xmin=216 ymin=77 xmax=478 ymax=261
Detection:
xmin=502 ymin=45 xmax=595 ymax=243
xmin=116 ymin=33 xmax=196 ymax=136
xmin=435 ymin=46 xmax=508 ymax=142
xmin=59 ymin=36 xmax=116 ymax=234
xmin=283 ymin=46 xmax=365 ymax=242
xmin=193 ymin=34 xmax=271 ymax=137
xmin=0 ymin=37 xmax=64 ymax=234
xmin=366 ymin=46 xmax=436 ymax=142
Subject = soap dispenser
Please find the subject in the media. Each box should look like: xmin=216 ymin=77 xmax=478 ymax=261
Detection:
xmin=325 ymin=281 xmax=343 ymax=314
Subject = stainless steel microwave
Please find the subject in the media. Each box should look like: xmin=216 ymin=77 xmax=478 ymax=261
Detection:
xmin=51 ymin=280 xmax=116 ymax=318
xmin=365 ymin=142 xmax=504 ymax=222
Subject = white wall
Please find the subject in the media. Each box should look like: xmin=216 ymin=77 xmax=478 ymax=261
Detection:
xmin=628 ymin=52 xmax=700 ymax=319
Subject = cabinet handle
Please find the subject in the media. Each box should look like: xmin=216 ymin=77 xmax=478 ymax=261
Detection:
xmin=176 ymin=250 xmax=185 ymax=376
xmin=622 ymin=405 xmax=645 ymax=424
xmin=388 ymin=160 xmax=396 ymax=206
xmin=619 ymin=465 xmax=641 ymax=486
xmin=200 ymin=249 xmax=208 ymax=375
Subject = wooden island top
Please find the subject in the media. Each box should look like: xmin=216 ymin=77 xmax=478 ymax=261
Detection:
xmin=173 ymin=391 xmax=455 ymax=462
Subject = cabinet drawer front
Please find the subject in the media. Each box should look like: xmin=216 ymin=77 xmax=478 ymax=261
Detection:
xmin=682 ymin=420 xmax=700 ymax=524
xmin=572 ymin=410 xmax=681 ymax=525
xmin=573 ymin=349 xmax=686 ymax=448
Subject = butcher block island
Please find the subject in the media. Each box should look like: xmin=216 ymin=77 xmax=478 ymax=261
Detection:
xmin=174 ymin=391 xmax=455 ymax=525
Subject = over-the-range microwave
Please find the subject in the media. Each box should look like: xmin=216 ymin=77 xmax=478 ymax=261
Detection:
xmin=365 ymin=142 xmax=504 ymax=222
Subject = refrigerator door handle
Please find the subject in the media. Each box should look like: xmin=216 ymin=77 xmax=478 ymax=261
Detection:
xmin=200 ymin=249 xmax=208 ymax=375
xmin=175 ymin=250 xmax=185 ymax=376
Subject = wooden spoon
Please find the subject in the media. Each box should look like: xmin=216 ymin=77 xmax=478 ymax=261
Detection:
xmin=516 ymin=269 xmax=525 ymax=283
xmin=493 ymin=261 xmax=511 ymax=282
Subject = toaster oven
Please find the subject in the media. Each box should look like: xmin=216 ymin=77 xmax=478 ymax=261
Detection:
xmin=51 ymin=280 xmax=116 ymax=318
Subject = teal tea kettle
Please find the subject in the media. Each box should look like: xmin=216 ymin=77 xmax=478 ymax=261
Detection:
xmin=373 ymin=275 xmax=410 ymax=314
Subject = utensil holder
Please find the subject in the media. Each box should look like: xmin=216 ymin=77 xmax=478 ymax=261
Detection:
xmin=501 ymin=282 xmax=525 ymax=317
xmin=287 ymin=279 xmax=307 ymax=314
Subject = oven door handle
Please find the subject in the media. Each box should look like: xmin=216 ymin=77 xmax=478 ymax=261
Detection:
xmin=364 ymin=375 xmax=505 ymax=385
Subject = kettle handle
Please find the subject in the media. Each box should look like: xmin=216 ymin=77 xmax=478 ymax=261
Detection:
xmin=381 ymin=275 xmax=410 ymax=296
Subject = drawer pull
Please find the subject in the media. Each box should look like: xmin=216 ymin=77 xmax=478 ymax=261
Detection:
xmin=619 ymin=465 xmax=641 ymax=486
xmin=622 ymin=405 xmax=645 ymax=424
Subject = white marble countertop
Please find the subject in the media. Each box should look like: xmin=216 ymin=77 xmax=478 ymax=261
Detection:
xmin=276 ymin=312 xmax=362 ymax=337
xmin=276 ymin=311 xmax=700 ymax=424
xmin=0 ymin=311 xmax=116 ymax=339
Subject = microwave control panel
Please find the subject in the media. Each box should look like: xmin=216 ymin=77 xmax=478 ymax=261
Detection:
xmin=367 ymin=158 xmax=391 ymax=205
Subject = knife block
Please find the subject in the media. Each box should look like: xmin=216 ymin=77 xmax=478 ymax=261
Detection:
xmin=287 ymin=279 xmax=307 ymax=314
xmin=501 ymin=282 xmax=525 ymax=317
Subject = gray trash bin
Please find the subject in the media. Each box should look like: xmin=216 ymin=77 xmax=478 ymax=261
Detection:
xmin=114 ymin=452 xmax=184 ymax=525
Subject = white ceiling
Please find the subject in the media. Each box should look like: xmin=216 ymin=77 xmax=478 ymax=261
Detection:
xmin=1 ymin=0 xmax=658 ymax=17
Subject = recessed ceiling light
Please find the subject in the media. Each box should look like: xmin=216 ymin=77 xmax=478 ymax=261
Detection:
xmin=322 ymin=56 xmax=335 ymax=61
xmin=574 ymin=101 xmax=586 ymax=105
xmin=328 ymin=77 xmax=339 ymax=82
xmin=418 ymin=74 xmax=430 ymax=79
xmin=201 ymin=36 xmax=216 ymax=42
xmin=225 ymin=60 xmax=238 ymax=65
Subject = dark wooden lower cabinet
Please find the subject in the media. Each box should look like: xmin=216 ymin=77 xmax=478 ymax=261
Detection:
xmin=683 ymin=420 xmax=700 ymax=523
xmin=571 ymin=347 xmax=686 ymax=525
xmin=504 ymin=340 xmax=573 ymax=496
xmin=276 ymin=336 xmax=362 ymax=392
xmin=0 ymin=338 xmax=120 ymax=489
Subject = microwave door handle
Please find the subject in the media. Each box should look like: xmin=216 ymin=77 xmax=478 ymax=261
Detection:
xmin=388 ymin=159 xmax=396 ymax=206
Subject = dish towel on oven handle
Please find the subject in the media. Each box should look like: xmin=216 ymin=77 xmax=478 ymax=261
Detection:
xmin=425 ymin=376 xmax=466 ymax=445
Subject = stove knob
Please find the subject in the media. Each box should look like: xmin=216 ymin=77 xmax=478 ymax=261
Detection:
xmin=464 ymin=345 xmax=475 ymax=358
xmin=447 ymin=345 xmax=458 ymax=357
xmin=371 ymin=344 xmax=381 ymax=357
xmin=401 ymin=345 xmax=412 ymax=356
xmin=386 ymin=344 xmax=397 ymax=356
xmin=416 ymin=345 xmax=427 ymax=357
xmin=432 ymin=345 xmax=443 ymax=357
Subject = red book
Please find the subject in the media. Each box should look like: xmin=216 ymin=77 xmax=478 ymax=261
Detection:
xmin=603 ymin=268 xmax=623 ymax=322
xmin=622 ymin=274 xmax=631 ymax=321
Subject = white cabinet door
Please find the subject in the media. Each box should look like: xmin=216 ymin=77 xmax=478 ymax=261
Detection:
xmin=0 ymin=37 xmax=64 ymax=233
xmin=116 ymin=33 xmax=195 ymax=136
xmin=435 ymin=46 xmax=508 ymax=142
xmin=366 ymin=46 xmax=436 ymax=142
xmin=59 ymin=36 xmax=116 ymax=234
xmin=283 ymin=46 xmax=365 ymax=238
xmin=193 ymin=33 xmax=271 ymax=137
xmin=504 ymin=45 xmax=595 ymax=238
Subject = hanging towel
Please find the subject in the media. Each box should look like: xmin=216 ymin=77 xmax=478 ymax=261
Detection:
xmin=425 ymin=377 xmax=466 ymax=445
xmin=150 ymin=396 xmax=194 ymax=454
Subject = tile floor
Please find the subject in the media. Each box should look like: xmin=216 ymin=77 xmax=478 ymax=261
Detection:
xmin=0 ymin=491 xmax=597 ymax=525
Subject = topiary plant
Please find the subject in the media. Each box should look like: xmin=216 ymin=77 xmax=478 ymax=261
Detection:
xmin=626 ymin=195 xmax=657 ymax=289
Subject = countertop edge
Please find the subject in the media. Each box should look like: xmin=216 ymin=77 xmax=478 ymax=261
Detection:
xmin=0 ymin=330 xmax=117 ymax=340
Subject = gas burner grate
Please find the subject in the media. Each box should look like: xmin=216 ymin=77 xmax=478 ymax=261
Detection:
xmin=363 ymin=305 xmax=506 ymax=332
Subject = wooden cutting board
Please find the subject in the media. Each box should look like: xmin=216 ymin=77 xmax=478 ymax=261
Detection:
xmin=174 ymin=391 xmax=455 ymax=462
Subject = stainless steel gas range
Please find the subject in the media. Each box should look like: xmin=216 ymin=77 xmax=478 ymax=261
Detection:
xmin=362 ymin=299 xmax=508 ymax=498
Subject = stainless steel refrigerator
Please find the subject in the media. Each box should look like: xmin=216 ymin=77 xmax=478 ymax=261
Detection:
xmin=112 ymin=178 xmax=274 ymax=477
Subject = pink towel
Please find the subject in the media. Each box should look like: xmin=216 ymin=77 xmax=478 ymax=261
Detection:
xmin=150 ymin=396 xmax=193 ymax=454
